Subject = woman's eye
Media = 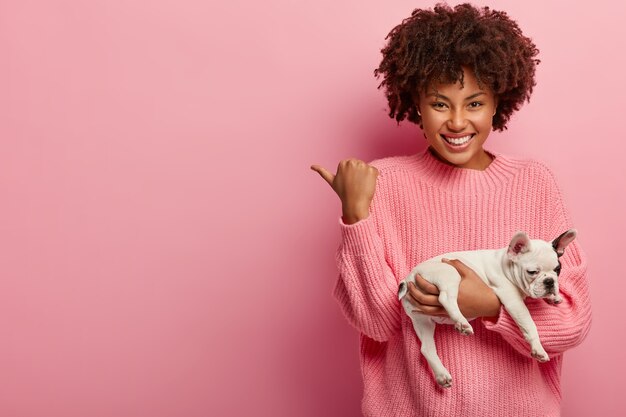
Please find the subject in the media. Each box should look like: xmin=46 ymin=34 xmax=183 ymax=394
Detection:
xmin=468 ymin=101 xmax=483 ymax=108
xmin=431 ymin=102 xmax=447 ymax=109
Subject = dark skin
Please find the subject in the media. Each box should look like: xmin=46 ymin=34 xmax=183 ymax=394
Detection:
xmin=407 ymin=258 xmax=501 ymax=322
xmin=311 ymin=162 xmax=502 ymax=322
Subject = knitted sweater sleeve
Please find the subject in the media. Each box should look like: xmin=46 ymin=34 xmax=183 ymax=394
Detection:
xmin=333 ymin=177 xmax=402 ymax=342
xmin=484 ymin=164 xmax=592 ymax=358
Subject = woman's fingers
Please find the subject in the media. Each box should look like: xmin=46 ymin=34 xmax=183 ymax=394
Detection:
xmin=407 ymin=281 xmax=440 ymax=306
xmin=413 ymin=305 xmax=447 ymax=316
xmin=406 ymin=275 xmax=447 ymax=316
xmin=310 ymin=165 xmax=335 ymax=186
xmin=414 ymin=272 xmax=440 ymax=294
xmin=442 ymin=258 xmax=470 ymax=276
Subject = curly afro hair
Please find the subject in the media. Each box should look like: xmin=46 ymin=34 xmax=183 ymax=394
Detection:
xmin=374 ymin=3 xmax=540 ymax=131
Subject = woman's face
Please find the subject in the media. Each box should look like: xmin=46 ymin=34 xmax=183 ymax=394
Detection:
xmin=417 ymin=68 xmax=498 ymax=170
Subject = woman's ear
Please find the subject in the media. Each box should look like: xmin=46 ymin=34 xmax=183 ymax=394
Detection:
xmin=415 ymin=102 xmax=423 ymax=128
xmin=412 ymin=91 xmax=423 ymax=128
xmin=413 ymin=93 xmax=421 ymax=117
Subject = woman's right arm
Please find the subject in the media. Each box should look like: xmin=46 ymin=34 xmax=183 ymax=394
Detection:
xmin=333 ymin=215 xmax=403 ymax=341
xmin=312 ymin=160 xmax=402 ymax=342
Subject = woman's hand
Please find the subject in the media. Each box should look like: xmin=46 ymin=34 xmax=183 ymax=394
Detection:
xmin=406 ymin=259 xmax=501 ymax=320
xmin=311 ymin=159 xmax=378 ymax=224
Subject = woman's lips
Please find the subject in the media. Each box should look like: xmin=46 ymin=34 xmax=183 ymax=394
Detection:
xmin=440 ymin=133 xmax=475 ymax=151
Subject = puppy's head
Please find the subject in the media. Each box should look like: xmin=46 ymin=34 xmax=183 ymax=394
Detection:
xmin=506 ymin=229 xmax=577 ymax=302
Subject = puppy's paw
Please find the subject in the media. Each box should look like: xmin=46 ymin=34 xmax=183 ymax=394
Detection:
xmin=435 ymin=371 xmax=452 ymax=388
xmin=455 ymin=321 xmax=474 ymax=336
xmin=531 ymin=347 xmax=550 ymax=363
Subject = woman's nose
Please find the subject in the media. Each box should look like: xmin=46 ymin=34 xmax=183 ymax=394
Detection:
xmin=446 ymin=110 xmax=468 ymax=131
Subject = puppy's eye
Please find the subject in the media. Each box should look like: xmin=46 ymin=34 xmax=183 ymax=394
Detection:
xmin=526 ymin=270 xmax=539 ymax=275
xmin=554 ymin=265 xmax=561 ymax=274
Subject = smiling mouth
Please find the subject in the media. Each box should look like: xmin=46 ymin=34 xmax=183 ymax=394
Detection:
xmin=441 ymin=134 xmax=475 ymax=146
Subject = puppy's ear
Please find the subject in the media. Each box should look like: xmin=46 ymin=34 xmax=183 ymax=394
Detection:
xmin=508 ymin=232 xmax=531 ymax=259
xmin=552 ymin=229 xmax=577 ymax=257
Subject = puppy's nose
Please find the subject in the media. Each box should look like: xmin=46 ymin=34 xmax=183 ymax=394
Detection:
xmin=544 ymin=278 xmax=554 ymax=288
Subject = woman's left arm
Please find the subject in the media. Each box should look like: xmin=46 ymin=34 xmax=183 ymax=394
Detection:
xmin=483 ymin=164 xmax=592 ymax=358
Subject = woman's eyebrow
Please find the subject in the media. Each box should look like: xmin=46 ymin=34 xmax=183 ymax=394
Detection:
xmin=425 ymin=92 xmax=487 ymax=101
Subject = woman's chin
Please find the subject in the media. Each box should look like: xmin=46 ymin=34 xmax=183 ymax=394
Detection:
xmin=429 ymin=143 xmax=490 ymax=170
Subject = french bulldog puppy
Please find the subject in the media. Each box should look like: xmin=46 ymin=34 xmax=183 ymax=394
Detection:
xmin=398 ymin=230 xmax=577 ymax=388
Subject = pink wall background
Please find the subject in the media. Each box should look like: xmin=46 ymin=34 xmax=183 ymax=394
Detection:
xmin=0 ymin=0 xmax=623 ymax=416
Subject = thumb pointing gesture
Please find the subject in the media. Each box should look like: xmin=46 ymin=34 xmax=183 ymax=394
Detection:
xmin=310 ymin=159 xmax=378 ymax=224
xmin=310 ymin=165 xmax=335 ymax=187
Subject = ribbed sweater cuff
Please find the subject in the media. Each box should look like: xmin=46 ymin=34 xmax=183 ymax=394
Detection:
xmin=482 ymin=305 xmax=521 ymax=336
xmin=338 ymin=215 xmax=381 ymax=256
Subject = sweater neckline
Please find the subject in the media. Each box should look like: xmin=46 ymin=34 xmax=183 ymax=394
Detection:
xmin=412 ymin=147 xmax=523 ymax=194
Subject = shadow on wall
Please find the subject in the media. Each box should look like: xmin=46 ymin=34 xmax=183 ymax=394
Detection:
xmin=358 ymin=111 xmax=427 ymax=163
xmin=274 ymin=224 xmax=364 ymax=417
xmin=281 ymin=113 xmax=426 ymax=417
xmin=278 ymin=297 xmax=364 ymax=416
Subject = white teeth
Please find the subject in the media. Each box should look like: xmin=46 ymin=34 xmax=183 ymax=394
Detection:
xmin=443 ymin=134 xmax=473 ymax=145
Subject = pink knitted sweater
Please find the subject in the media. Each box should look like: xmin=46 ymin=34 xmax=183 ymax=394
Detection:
xmin=335 ymin=148 xmax=591 ymax=417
